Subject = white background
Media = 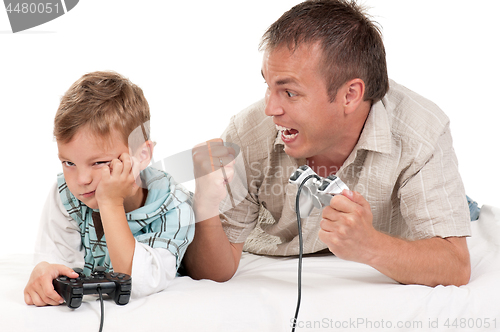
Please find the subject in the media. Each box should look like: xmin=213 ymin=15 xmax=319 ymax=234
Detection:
xmin=0 ymin=0 xmax=498 ymax=257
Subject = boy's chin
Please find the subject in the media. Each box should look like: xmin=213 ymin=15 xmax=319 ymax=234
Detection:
xmin=81 ymin=198 xmax=99 ymax=210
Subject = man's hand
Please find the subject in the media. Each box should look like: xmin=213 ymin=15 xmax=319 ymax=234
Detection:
xmin=192 ymin=139 xmax=236 ymax=221
xmin=185 ymin=139 xmax=241 ymax=281
xmin=318 ymin=190 xmax=379 ymax=264
xmin=24 ymin=262 xmax=79 ymax=306
xmin=318 ymin=190 xmax=471 ymax=286
xmin=95 ymin=153 xmax=141 ymax=208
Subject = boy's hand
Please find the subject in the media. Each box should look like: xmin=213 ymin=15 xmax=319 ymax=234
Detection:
xmin=24 ymin=262 xmax=79 ymax=306
xmin=95 ymin=153 xmax=141 ymax=207
xmin=192 ymin=139 xmax=236 ymax=221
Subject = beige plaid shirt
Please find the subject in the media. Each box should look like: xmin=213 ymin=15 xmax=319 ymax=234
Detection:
xmin=220 ymin=80 xmax=471 ymax=256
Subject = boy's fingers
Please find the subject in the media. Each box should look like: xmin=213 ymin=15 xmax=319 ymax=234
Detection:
xmin=24 ymin=292 xmax=33 ymax=305
xmin=58 ymin=266 xmax=79 ymax=278
xmin=42 ymin=286 xmax=64 ymax=306
xmin=101 ymin=164 xmax=111 ymax=179
xmin=119 ymin=153 xmax=133 ymax=174
xmin=44 ymin=265 xmax=77 ymax=305
xmin=29 ymin=291 xmax=46 ymax=307
xmin=110 ymin=158 xmax=123 ymax=176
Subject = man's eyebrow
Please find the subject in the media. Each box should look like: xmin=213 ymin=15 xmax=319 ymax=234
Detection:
xmin=276 ymin=77 xmax=298 ymax=86
xmin=261 ymin=70 xmax=299 ymax=86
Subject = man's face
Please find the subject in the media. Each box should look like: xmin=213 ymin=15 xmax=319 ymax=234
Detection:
xmin=57 ymin=126 xmax=130 ymax=210
xmin=261 ymin=43 xmax=347 ymax=160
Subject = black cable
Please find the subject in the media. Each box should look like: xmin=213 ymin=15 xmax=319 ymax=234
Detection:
xmin=291 ymin=174 xmax=320 ymax=332
xmin=97 ymin=287 xmax=104 ymax=332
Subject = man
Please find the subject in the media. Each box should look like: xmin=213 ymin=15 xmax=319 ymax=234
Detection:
xmin=185 ymin=0 xmax=471 ymax=287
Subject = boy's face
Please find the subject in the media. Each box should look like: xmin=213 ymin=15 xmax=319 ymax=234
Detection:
xmin=57 ymin=126 xmax=131 ymax=210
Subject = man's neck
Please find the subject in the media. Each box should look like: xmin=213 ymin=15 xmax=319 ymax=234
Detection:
xmin=307 ymin=155 xmax=343 ymax=177
xmin=307 ymin=101 xmax=371 ymax=177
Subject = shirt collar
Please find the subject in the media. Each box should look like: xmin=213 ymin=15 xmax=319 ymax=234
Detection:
xmin=352 ymin=99 xmax=392 ymax=155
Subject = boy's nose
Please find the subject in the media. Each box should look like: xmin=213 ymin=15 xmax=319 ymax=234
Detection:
xmin=77 ymin=170 xmax=93 ymax=186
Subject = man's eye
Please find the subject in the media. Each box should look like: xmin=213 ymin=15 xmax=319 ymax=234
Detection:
xmin=63 ymin=161 xmax=75 ymax=167
xmin=286 ymin=91 xmax=297 ymax=98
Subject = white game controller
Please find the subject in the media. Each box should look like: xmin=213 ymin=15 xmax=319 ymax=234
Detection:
xmin=289 ymin=165 xmax=349 ymax=218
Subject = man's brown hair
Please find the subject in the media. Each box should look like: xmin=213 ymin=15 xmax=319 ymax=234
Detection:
xmin=54 ymin=71 xmax=150 ymax=150
xmin=260 ymin=0 xmax=389 ymax=104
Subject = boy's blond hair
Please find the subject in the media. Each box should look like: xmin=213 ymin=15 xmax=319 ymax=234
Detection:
xmin=54 ymin=71 xmax=150 ymax=151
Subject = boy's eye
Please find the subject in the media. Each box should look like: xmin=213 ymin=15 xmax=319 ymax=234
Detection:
xmin=63 ymin=161 xmax=75 ymax=167
xmin=94 ymin=161 xmax=111 ymax=166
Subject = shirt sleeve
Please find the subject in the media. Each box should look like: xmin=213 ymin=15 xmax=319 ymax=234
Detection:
xmin=398 ymin=125 xmax=472 ymax=240
xmin=34 ymin=182 xmax=85 ymax=268
xmin=130 ymin=243 xmax=177 ymax=298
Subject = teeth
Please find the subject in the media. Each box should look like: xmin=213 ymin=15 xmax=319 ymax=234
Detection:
xmin=283 ymin=132 xmax=298 ymax=139
xmin=276 ymin=124 xmax=298 ymax=139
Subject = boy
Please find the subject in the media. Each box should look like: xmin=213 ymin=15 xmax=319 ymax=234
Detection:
xmin=24 ymin=71 xmax=194 ymax=306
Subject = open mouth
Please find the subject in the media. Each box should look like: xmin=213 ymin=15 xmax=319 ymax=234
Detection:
xmin=276 ymin=124 xmax=299 ymax=140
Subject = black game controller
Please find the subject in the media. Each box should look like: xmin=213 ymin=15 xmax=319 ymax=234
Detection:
xmin=53 ymin=267 xmax=132 ymax=309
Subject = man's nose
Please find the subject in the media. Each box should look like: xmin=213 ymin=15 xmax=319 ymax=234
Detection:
xmin=264 ymin=90 xmax=284 ymax=117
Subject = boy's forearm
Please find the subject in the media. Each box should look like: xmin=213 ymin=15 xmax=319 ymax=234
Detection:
xmin=99 ymin=204 xmax=135 ymax=275
xmin=184 ymin=215 xmax=242 ymax=282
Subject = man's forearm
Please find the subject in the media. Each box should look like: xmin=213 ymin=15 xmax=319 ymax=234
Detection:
xmin=184 ymin=215 xmax=242 ymax=282
xmin=367 ymin=234 xmax=471 ymax=287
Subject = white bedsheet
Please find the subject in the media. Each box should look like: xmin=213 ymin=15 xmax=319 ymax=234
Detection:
xmin=1 ymin=205 xmax=499 ymax=332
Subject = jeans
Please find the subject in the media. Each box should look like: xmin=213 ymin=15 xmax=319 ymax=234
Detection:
xmin=467 ymin=195 xmax=481 ymax=221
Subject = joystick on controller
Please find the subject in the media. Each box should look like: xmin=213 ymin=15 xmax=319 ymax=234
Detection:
xmin=53 ymin=267 xmax=132 ymax=309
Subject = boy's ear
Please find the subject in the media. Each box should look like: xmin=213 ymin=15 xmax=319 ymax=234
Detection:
xmin=132 ymin=140 xmax=155 ymax=170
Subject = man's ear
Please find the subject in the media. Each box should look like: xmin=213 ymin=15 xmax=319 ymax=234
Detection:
xmin=132 ymin=140 xmax=155 ymax=171
xmin=343 ymin=79 xmax=365 ymax=115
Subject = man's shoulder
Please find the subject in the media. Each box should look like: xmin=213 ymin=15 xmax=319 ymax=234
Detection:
xmin=222 ymin=99 xmax=277 ymax=157
xmin=383 ymin=80 xmax=451 ymax=145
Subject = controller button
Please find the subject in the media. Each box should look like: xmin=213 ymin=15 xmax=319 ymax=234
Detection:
xmin=289 ymin=170 xmax=301 ymax=181
xmin=70 ymin=279 xmax=77 ymax=283
xmin=118 ymin=294 xmax=130 ymax=305
xmin=110 ymin=273 xmax=118 ymax=278
xmin=95 ymin=266 xmax=106 ymax=273
xmin=70 ymin=297 xmax=82 ymax=308
xmin=121 ymin=284 xmax=131 ymax=292
xmin=59 ymin=276 xmax=68 ymax=281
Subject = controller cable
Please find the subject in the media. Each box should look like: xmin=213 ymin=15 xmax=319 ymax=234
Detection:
xmin=291 ymin=174 xmax=320 ymax=332
xmin=97 ymin=287 xmax=104 ymax=332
